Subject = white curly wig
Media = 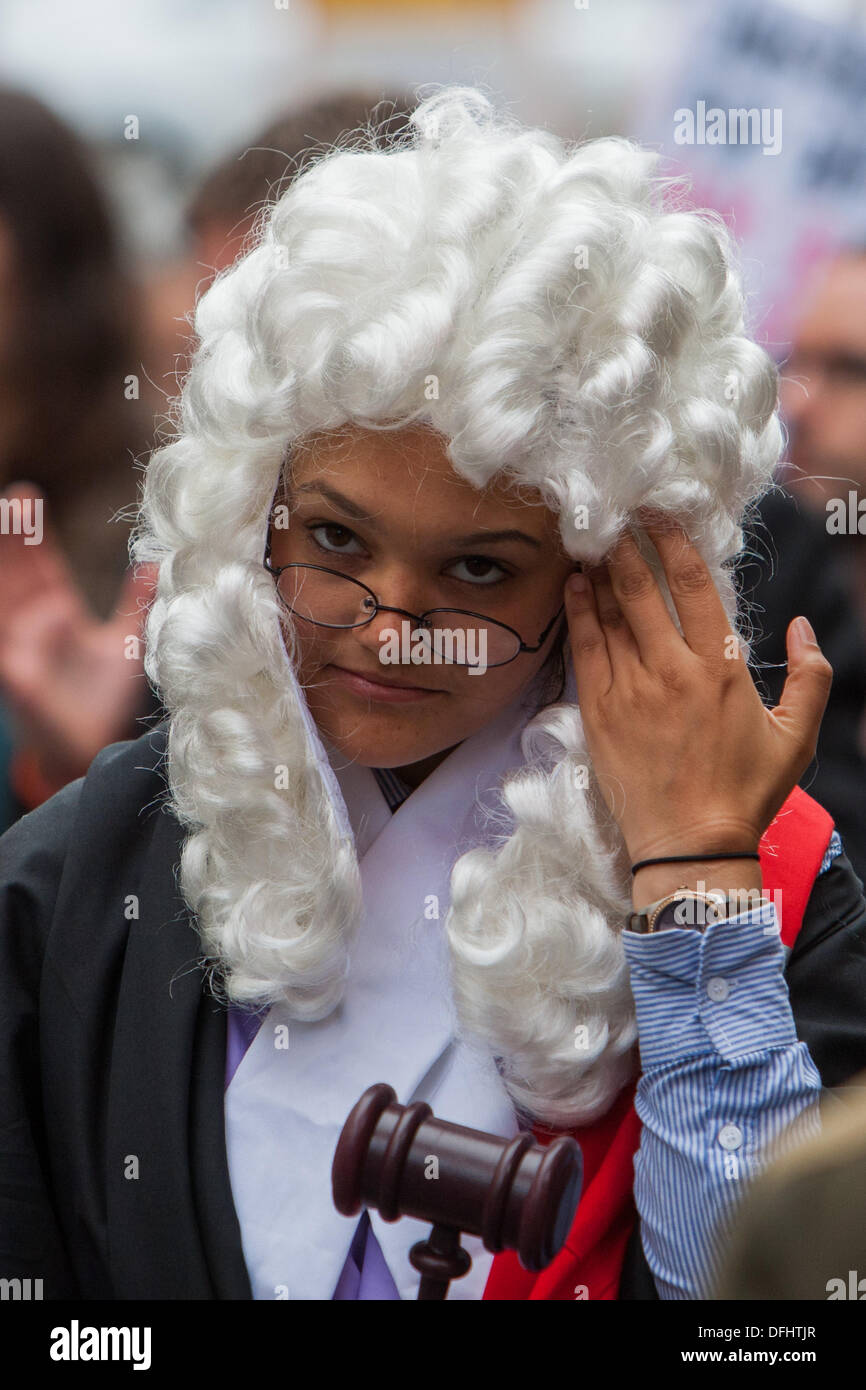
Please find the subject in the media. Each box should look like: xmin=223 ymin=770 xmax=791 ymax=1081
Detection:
xmin=131 ymin=85 xmax=783 ymax=1128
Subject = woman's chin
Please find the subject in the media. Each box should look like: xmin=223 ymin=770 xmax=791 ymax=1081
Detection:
xmin=306 ymin=704 xmax=452 ymax=772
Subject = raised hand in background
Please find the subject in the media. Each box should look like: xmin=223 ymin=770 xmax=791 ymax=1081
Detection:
xmin=0 ymin=482 xmax=157 ymax=800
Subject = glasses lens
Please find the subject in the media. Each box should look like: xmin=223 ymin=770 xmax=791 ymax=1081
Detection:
xmin=278 ymin=566 xmax=373 ymax=627
xmin=423 ymin=613 xmax=520 ymax=667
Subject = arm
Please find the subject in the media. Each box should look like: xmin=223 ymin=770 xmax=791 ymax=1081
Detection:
xmin=619 ymin=834 xmax=844 ymax=1299
xmin=561 ymin=509 xmax=834 ymax=1303
xmin=622 ymin=895 xmax=824 ymax=1299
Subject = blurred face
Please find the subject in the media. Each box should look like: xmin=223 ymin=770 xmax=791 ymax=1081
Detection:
xmin=266 ymin=424 xmax=574 ymax=784
xmin=781 ymin=254 xmax=866 ymax=511
xmin=194 ymin=217 xmax=256 ymax=282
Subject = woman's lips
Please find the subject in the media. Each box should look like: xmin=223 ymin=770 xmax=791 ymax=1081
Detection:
xmin=325 ymin=664 xmax=445 ymax=703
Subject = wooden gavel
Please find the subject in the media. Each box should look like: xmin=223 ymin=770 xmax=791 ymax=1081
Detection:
xmin=332 ymin=1081 xmax=583 ymax=1299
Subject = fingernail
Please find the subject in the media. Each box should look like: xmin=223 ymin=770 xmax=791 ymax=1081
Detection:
xmin=794 ymin=616 xmax=816 ymax=645
xmin=567 ymin=572 xmax=587 ymax=596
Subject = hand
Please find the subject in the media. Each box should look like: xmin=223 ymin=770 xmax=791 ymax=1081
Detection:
xmin=0 ymin=482 xmax=158 ymax=789
xmin=563 ymin=510 xmax=833 ymax=879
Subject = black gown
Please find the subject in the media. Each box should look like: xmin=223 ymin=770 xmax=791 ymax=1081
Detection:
xmin=2 ymin=721 xmax=866 ymax=1300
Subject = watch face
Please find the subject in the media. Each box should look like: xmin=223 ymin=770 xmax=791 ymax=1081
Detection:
xmin=651 ymin=902 xmax=690 ymax=933
xmin=655 ymin=894 xmax=732 ymax=931
xmin=628 ymin=895 xmax=720 ymax=933
xmin=630 ymin=893 xmax=733 ymax=934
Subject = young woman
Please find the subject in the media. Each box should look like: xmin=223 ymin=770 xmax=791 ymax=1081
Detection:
xmin=2 ymin=86 xmax=865 ymax=1303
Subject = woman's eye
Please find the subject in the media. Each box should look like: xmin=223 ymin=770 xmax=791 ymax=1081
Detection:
xmin=447 ymin=556 xmax=509 ymax=585
xmin=308 ymin=523 xmax=365 ymax=556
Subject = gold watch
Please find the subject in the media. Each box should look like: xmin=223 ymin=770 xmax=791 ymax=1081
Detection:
xmin=627 ymin=889 xmax=743 ymax=934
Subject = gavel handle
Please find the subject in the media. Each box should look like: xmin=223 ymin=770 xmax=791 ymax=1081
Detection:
xmin=409 ymin=1222 xmax=472 ymax=1300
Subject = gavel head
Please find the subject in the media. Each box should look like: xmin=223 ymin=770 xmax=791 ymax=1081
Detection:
xmin=332 ymin=1082 xmax=583 ymax=1272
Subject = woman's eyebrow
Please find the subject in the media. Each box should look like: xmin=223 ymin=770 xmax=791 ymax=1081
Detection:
xmin=291 ymin=482 xmax=542 ymax=549
xmin=452 ymin=527 xmax=542 ymax=549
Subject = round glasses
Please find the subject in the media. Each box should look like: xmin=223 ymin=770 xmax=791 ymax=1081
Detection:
xmin=263 ymin=539 xmax=565 ymax=670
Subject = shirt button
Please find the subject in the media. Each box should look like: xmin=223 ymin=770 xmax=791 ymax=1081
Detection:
xmin=706 ymin=976 xmax=730 ymax=1002
xmin=718 ymin=1124 xmax=743 ymax=1151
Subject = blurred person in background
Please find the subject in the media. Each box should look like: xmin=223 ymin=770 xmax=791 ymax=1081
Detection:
xmin=187 ymin=89 xmax=414 ymax=279
xmin=781 ymin=247 xmax=866 ymax=560
xmin=738 ymin=483 xmax=866 ymax=887
xmin=779 ymin=247 xmax=866 ymax=646
xmin=132 ymin=92 xmax=414 ymax=507
xmin=726 ymin=244 xmax=866 ymax=887
xmin=715 ymin=1065 xmax=866 ymax=1299
xmin=0 ymin=87 xmax=160 ymax=831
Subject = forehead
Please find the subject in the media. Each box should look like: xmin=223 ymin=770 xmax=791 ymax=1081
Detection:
xmin=286 ymin=423 xmax=557 ymax=534
xmin=797 ymin=256 xmax=866 ymax=345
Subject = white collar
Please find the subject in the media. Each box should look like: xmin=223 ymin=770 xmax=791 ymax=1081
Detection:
xmin=223 ymin=677 xmax=553 ymax=1298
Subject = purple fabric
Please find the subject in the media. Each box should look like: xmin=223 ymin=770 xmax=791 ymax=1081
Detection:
xmin=225 ymin=1004 xmax=265 ymax=1089
xmin=331 ymin=1210 xmax=402 ymax=1299
xmin=225 ymin=1003 xmax=401 ymax=1299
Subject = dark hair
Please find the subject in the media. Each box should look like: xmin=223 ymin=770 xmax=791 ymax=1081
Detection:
xmin=0 ymin=87 xmax=149 ymax=613
xmin=521 ymin=618 xmax=569 ymax=717
xmin=540 ymin=626 xmax=568 ymax=706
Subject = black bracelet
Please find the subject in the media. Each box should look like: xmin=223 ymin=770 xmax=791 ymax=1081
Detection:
xmin=630 ymin=851 xmax=760 ymax=877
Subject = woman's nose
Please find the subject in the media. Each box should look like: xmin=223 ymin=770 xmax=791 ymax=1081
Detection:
xmin=362 ymin=564 xmax=434 ymax=620
xmin=352 ymin=607 xmax=421 ymax=669
xmin=353 ymin=576 xmax=431 ymax=656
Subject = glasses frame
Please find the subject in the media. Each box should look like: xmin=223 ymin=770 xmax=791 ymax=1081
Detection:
xmin=263 ymin=530 xmax=566 ymax=669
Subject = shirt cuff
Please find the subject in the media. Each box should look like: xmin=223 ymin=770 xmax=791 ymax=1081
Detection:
xmin=622 ymin=904 xmax=797 ymax=1070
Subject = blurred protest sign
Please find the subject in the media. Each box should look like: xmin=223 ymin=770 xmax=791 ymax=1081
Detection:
xmin=634 ymin=0 xmax=866 ymax=354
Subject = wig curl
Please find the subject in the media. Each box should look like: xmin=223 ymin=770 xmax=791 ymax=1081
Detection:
xmin=131 ymin=84 xmax=782 ymax=1126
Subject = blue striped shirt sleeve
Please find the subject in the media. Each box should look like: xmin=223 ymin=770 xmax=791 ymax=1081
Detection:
xmin=619 ymin=833 xmax=841 ymax=1299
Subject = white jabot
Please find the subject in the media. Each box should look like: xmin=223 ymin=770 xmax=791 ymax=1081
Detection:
xmin=224 ymin=663 xmax=570 ymax=1299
